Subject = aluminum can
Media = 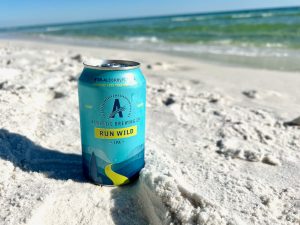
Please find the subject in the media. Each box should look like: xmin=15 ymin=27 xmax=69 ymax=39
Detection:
xmin=78 ymin=59 xmax=146 ymax=185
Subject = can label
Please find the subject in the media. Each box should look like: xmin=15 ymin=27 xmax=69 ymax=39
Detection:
xmin=78 ymin=67 xmax=145 ymax=186
xmin=94 ymin=126 xmax=137 ymax=139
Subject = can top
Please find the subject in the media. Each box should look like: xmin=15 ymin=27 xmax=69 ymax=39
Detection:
xmin=83 ymin=59 xmax=140 ymax=71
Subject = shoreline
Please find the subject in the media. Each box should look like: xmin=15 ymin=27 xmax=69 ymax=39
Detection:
xmin=2 ymin=34 xmax=300 ymax=73
xmin=1 ymin=38 xmax=300 ymax=119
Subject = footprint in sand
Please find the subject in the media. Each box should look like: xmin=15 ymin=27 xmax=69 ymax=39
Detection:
xmin=70 ymin=54 xmax=83 ymax=63
xmin=53 ymin=91 xmax=66 ymax=99
xmin=162 ymin=95 xmax=176 ymax=106
xmin=146 ymin=62 xmax=172 ymax=71
xmin=242 ymin=90 xmax=258 ymax=99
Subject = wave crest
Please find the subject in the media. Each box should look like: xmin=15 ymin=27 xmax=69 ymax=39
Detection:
xmin=126 ymin=36 xmax=161 ymax=43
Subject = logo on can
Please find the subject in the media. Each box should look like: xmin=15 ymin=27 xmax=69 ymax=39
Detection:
xmin=100 ymin=94 xmax=131 ymax=119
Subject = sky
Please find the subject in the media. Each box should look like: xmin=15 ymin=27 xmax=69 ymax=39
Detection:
xmin=0 ymin=0 xmax=300 ymax=27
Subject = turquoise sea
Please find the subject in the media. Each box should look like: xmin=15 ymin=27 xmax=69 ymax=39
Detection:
xmin=1 ymin=7 xmax=300 ymax=71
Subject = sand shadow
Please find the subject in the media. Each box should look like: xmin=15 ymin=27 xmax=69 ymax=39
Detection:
xmin=0 ymin=129 xmax=84 ymax=182
xmin=110 ymin=181 xmax=148 ymax=225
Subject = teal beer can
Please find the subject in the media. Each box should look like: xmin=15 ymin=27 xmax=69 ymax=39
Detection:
xmin=78 ymin=60 xmax=146 ymax=186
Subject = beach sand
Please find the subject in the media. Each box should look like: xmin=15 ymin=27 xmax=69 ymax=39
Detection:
xmin=0 ymin=39 xmax=299 ymax=225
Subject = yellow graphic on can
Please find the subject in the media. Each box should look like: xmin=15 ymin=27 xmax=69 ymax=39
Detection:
xmin=94 ymin=125 xmax=137 ymax=139
xmin=105 ymin=164 xmax=129 ymax=185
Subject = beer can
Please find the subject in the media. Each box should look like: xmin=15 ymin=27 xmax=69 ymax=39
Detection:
xmin=78 ymin=59 xmax=146 ymax=186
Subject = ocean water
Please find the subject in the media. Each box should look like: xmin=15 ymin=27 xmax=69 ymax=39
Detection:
xmin=1 ymin=7 xmax=300 ymax=71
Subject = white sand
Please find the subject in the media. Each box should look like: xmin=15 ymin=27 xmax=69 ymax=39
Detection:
xmin=0 ymin=39 xmax=299 ymax=225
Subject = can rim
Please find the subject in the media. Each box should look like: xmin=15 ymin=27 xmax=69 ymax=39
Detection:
xmin=83 ymin=59 xmax=140 ymax=71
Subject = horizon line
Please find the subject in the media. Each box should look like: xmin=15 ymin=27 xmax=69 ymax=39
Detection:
xmin=1 ymin=5 xmax=299 ymax=30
